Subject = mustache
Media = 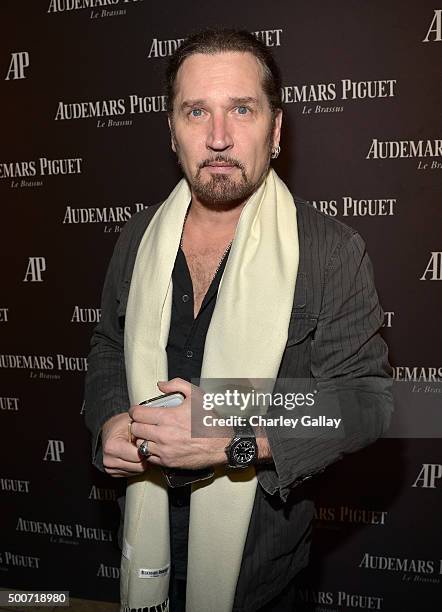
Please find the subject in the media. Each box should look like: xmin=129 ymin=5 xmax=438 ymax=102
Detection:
xmin=198 ymin=155 xmax=246 ymax=171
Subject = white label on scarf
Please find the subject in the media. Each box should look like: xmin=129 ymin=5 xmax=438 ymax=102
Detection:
xmin=138 ymin=565 xmax=170 ymax=579
xmin=122 ymin=539 xmax=133 ymax=561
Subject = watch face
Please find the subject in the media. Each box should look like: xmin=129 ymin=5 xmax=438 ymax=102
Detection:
xmin=232 ymin=439 xmax=257 ymax=465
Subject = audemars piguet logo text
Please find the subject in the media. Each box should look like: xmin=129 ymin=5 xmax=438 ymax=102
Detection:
xmin=16 ymin=517 xmax=113 ymax=543
xmin=382 ymin=312 xmax=395 ymax=328
xmin=43 ymin=440 xmax=65 ymax=462
xmin=366 ymin=139 xmax=442 ymax=170
xmin=283 ymin=78 xmax=396 ymax=114
xmin=62 ymin=202 xmax=149 ymax=232
xmin=422 ymin=9 xmax=442 ymax=42
xmin=89 ymin=486 xmax=117 ymax=501
xmin=0 ymin=552 xmax=40 ymax=569
xmin=0 ymin=478 xmax=30 ymax=494
xmin=48 ymin=0 xmax=142 ymax=18
xmin=392 ymin=366 xmax=442 ymax=382
xmin=0 ymin=354 xmax=88 ymax=374
xmin=359 ymin=553 xmax=441 ymax=581
xmin=412 ymin=464 xmax=442 ymax=489
xmin=23 ymin=257 xmax=46 ymax=282
xmin=315 ymin=506 xmax=387 ymax=526
xmin=1 ymin=158 xmax=83 ymax=177
xmin=71 ymin=306 xmax=101 ymax=323
xmin=97 ymin=563 xmax=120 ymax=578
xmin=296 ymin=589 xmax=383 ymax=610
xmin=1 ymin=157 xmax=83 ymax=188
xmin=62 ymin=203 xmax=146 ymax=223
xmin=310 ymin=196 xmax=397 ymax=217
xmin=5 ymin=52 xmax=30 ymax=80
xmin=147 ymin=28 xmax=282 ymax=58
xmin=54 ymin=95 xmax=167 ymax=126
xmin=420 ymin=252 xmax=442 ymax=280
xmin=0 ymin=397 xmax=19 ymax=411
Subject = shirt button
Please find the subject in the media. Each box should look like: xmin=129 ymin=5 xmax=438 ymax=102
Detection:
xmin=186 ymin=350 xmax=193 ymax=358
xmin=182 ymin=294 xmax=190 ymax=302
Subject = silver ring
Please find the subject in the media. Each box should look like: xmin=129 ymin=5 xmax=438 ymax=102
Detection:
xmin=138 ymin=439 xmax=151 ymax=458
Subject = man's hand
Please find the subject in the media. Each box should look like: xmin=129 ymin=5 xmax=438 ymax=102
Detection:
xmin=101 ymin=412 xmax=149 ymax=477
xmin=129 ymin=378 xmax=232 ymax=470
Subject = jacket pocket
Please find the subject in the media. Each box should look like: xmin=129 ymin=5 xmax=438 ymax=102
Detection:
xmin=285 ymin=315 xmax=318 ymax=347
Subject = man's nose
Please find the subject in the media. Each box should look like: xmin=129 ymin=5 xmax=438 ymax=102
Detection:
xmin=206 ymin=112 xmax=233 ymax=151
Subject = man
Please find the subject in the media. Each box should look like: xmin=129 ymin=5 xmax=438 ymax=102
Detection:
xmin=84 ymin=29 xmax=393 ymax=612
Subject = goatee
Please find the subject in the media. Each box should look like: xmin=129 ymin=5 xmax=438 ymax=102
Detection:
xmin=190 ymin=155 xmax=269 ymax=211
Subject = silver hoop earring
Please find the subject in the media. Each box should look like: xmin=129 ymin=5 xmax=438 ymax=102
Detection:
xmin=271 ymin=145 xmax=280 ymax=159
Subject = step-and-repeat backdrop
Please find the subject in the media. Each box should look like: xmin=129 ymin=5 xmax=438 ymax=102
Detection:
xmin=1 ymin=1 xmax=441 ymax=610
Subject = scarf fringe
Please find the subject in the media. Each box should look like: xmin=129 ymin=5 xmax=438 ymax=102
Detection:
xmin=122 ymin=599 xmax=169 ymax=612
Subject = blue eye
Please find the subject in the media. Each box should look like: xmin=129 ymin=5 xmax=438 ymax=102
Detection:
xmin=237 ymin=106 xmax=249 ymax=115
xmin=190 ymin=108 xmax=203 ymax=117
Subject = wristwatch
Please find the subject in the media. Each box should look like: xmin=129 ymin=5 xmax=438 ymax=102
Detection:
xmin=224 ymin=420 xmax=258 ymax=469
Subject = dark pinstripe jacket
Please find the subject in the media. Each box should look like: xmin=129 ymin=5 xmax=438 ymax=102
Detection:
xmin=84 ymin=197 xmax=393 ymax=612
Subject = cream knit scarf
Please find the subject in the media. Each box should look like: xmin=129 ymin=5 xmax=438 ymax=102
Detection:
xmin=121 ymin=168 xmax=299 ymax=612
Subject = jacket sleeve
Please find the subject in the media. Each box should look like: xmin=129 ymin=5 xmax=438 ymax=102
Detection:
xmin=83 ymin=217 xmax=141 ymax=473
xmin=257 ymin=231 xmax=393 ymax=502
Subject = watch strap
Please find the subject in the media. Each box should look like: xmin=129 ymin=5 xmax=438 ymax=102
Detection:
xmin=233 ymin=418 xmax=255 ymax=438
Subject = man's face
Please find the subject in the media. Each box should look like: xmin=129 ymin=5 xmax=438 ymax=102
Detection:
xmin=169 ymin=51 xmax=282 ymax=208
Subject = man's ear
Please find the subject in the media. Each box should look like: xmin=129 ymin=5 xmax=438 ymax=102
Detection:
xmin=168 ymin=115 xmax=177 ymax=153
xmin=272 ymin=109 xmax=282 ymax=149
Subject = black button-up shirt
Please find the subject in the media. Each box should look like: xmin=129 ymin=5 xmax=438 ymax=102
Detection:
xmin=166 ymin=244 xmax=231 ymax=580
